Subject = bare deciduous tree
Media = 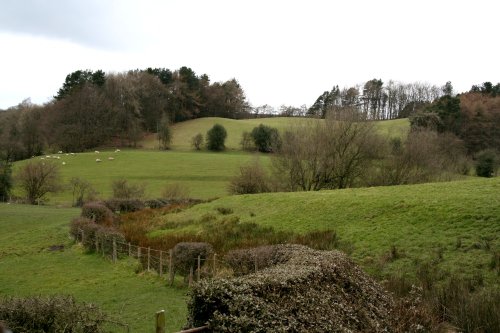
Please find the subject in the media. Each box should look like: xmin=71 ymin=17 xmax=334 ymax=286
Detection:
xmin=16 ymin=161 xmax=62 ymax=204
xmin=272 ymin=110 xmax=382 ymax=191
xmin=69 ymin=177 xmax=97 ymax=207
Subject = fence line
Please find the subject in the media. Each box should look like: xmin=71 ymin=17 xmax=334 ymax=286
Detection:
xmin=76 ymin=229 xmax=240 ymax=286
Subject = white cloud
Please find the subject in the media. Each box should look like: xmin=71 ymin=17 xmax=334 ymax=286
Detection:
xmin=1 ymin=0 xmax=499 ymax=109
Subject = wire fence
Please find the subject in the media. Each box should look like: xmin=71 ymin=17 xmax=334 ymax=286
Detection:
xmin=75 ymin=228 xmax=252 ymax=286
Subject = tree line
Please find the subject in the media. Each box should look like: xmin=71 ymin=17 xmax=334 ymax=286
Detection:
xmin=0 ymin=67 xmax=250 ymax=160
xmin=307 ymin=79 xmax=448 ymax=120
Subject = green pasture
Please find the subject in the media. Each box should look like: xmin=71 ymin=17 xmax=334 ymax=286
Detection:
xmin=140 ymin=117 xmax=410 ymax=150
xmin=13 ymin=150 xmax=270 ymax=205
xmin=153 ymin=177 xmax=500 ymax=284
xmin=0 ymin=203 xmax=188 ymax=332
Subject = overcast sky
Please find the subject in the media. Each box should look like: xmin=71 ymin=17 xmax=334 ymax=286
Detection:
xmin=1 ymin=0 xmax=499 ymax=110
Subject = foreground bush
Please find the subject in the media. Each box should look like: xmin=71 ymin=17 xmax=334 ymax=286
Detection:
xmin=0 ymin=295 xmax=107 ymax=333
xmin=187 ymin=244 xmax=396 ymax=332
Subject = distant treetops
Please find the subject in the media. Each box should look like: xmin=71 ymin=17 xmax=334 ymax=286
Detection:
xmin=0 ymin=66 xmax=250 ymax=157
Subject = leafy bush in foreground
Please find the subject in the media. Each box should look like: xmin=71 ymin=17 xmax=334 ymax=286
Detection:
xmin=187 ymin=244 xmax=396 ymax=332
xmin=0 ymin=295 xmax=107 ymax=333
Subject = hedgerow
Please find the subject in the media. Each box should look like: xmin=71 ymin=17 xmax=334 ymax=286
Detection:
xmin=187 ymin=244 xmax=396 ymax=332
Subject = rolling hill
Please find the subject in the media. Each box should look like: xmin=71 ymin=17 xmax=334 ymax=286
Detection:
xmin=149 ymin=176 xmax=500 ymax=284
xmin=140 ymin=117 xmax=410 ymax=150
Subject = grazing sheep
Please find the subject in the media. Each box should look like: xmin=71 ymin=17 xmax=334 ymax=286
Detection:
xmin=62 ymin=162 xmax=66 ymax=165
xmin=40 ymin=157 xmax=45 ymax=160
xmin=108 ymin=157 xmax=115 ymax=161
xmin=70 ymin=153 xmax=75 ymax=155
xmin=96 ymin=158 xmax=102 ymax=162
xmin=95 ymin=150 xmax=100 ymax=154
xmin=58 ymin=150 xmax=63 ymax=154
xmin=115 ymin=149 xmax=121 ymax=152
xmin=65 ymin=153 xmax=69 ymax=156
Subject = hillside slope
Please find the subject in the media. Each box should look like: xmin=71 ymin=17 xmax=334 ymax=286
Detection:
xmin=141 ymin=117 xmax=410 ymax=150
xmin=154 ymin=177 xmax=500 ymax=282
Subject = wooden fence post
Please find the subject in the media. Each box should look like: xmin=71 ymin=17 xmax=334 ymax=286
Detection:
xmin=197 ymin=255 xmax=201 ymax=281
xmin=155 ymin=310 xmax=166 ymax=333
xmin=189 ymin=267 xmax=194 ymax=287
xmin=159 ymin=251 xmax=163 ymax=277
xmin=112 ymin=238 xmax=117 ymax=263
xmin=95 ymin=237 xmax=99 ymax=252
xmin=128 ymin=242 xmax=131 ymax=257
xmin=102 ymin=236 xmax=105 ymax=257
xmin=169 ymin=249 xmax=173 ymax=285
xmin=148 ymin=247 xmax=151 ymax=271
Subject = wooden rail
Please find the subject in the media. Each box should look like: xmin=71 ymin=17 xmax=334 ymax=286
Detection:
xmin=156 ymin=310 xmax=208 ymax=333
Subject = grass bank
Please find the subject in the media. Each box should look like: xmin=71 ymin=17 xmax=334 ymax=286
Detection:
xmin=0 ymin=203 xmax=188 ymax=332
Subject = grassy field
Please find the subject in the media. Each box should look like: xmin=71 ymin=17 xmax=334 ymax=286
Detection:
xmin=11 ymin=117 xmax=408 ymax=205
xmin=140 ymin=117 xmax=410 ymax=150
xmin=150 ymin=177 xmax=500 ymax=284
xmin=13 ymin=150 xmax=270 ymax=204
xmin=0 ymin=203 xmax=188 ymax=332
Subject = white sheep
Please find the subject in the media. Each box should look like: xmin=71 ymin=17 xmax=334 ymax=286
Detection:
xmin=115 ymin=149 xmax=121 ymax=152
xmin=108 ymin=157 xmax=115 ymax=161
xmin=62 ymin=162 xmax=66 ymax=165
xmin=58 ymin=150 xmax=63 ymax=154
xmin=70 ymin=153 xmax=75 ymax=155
xmin=95 ymin=150 xmax=100 ymax=154
xmin=96 ymin=158 xmax=102 ymax=162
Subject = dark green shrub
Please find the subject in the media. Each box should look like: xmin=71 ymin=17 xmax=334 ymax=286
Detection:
xmin=81 ymin=202 xmax=114 ymax=224
xmin=103 ymin=198 xmax=145 ymax=213
xmin=0 ymin=295 xmax=108 ymax=333
xmin=206 ymin=124 xmax=227 ymax=151
xmin=250 ymin=124 xmax=281 ymax=153
xmin=172 ymin=242 xmax=213 ymax=277
xmin=475 ymin=149 xmax=498 ymax=177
